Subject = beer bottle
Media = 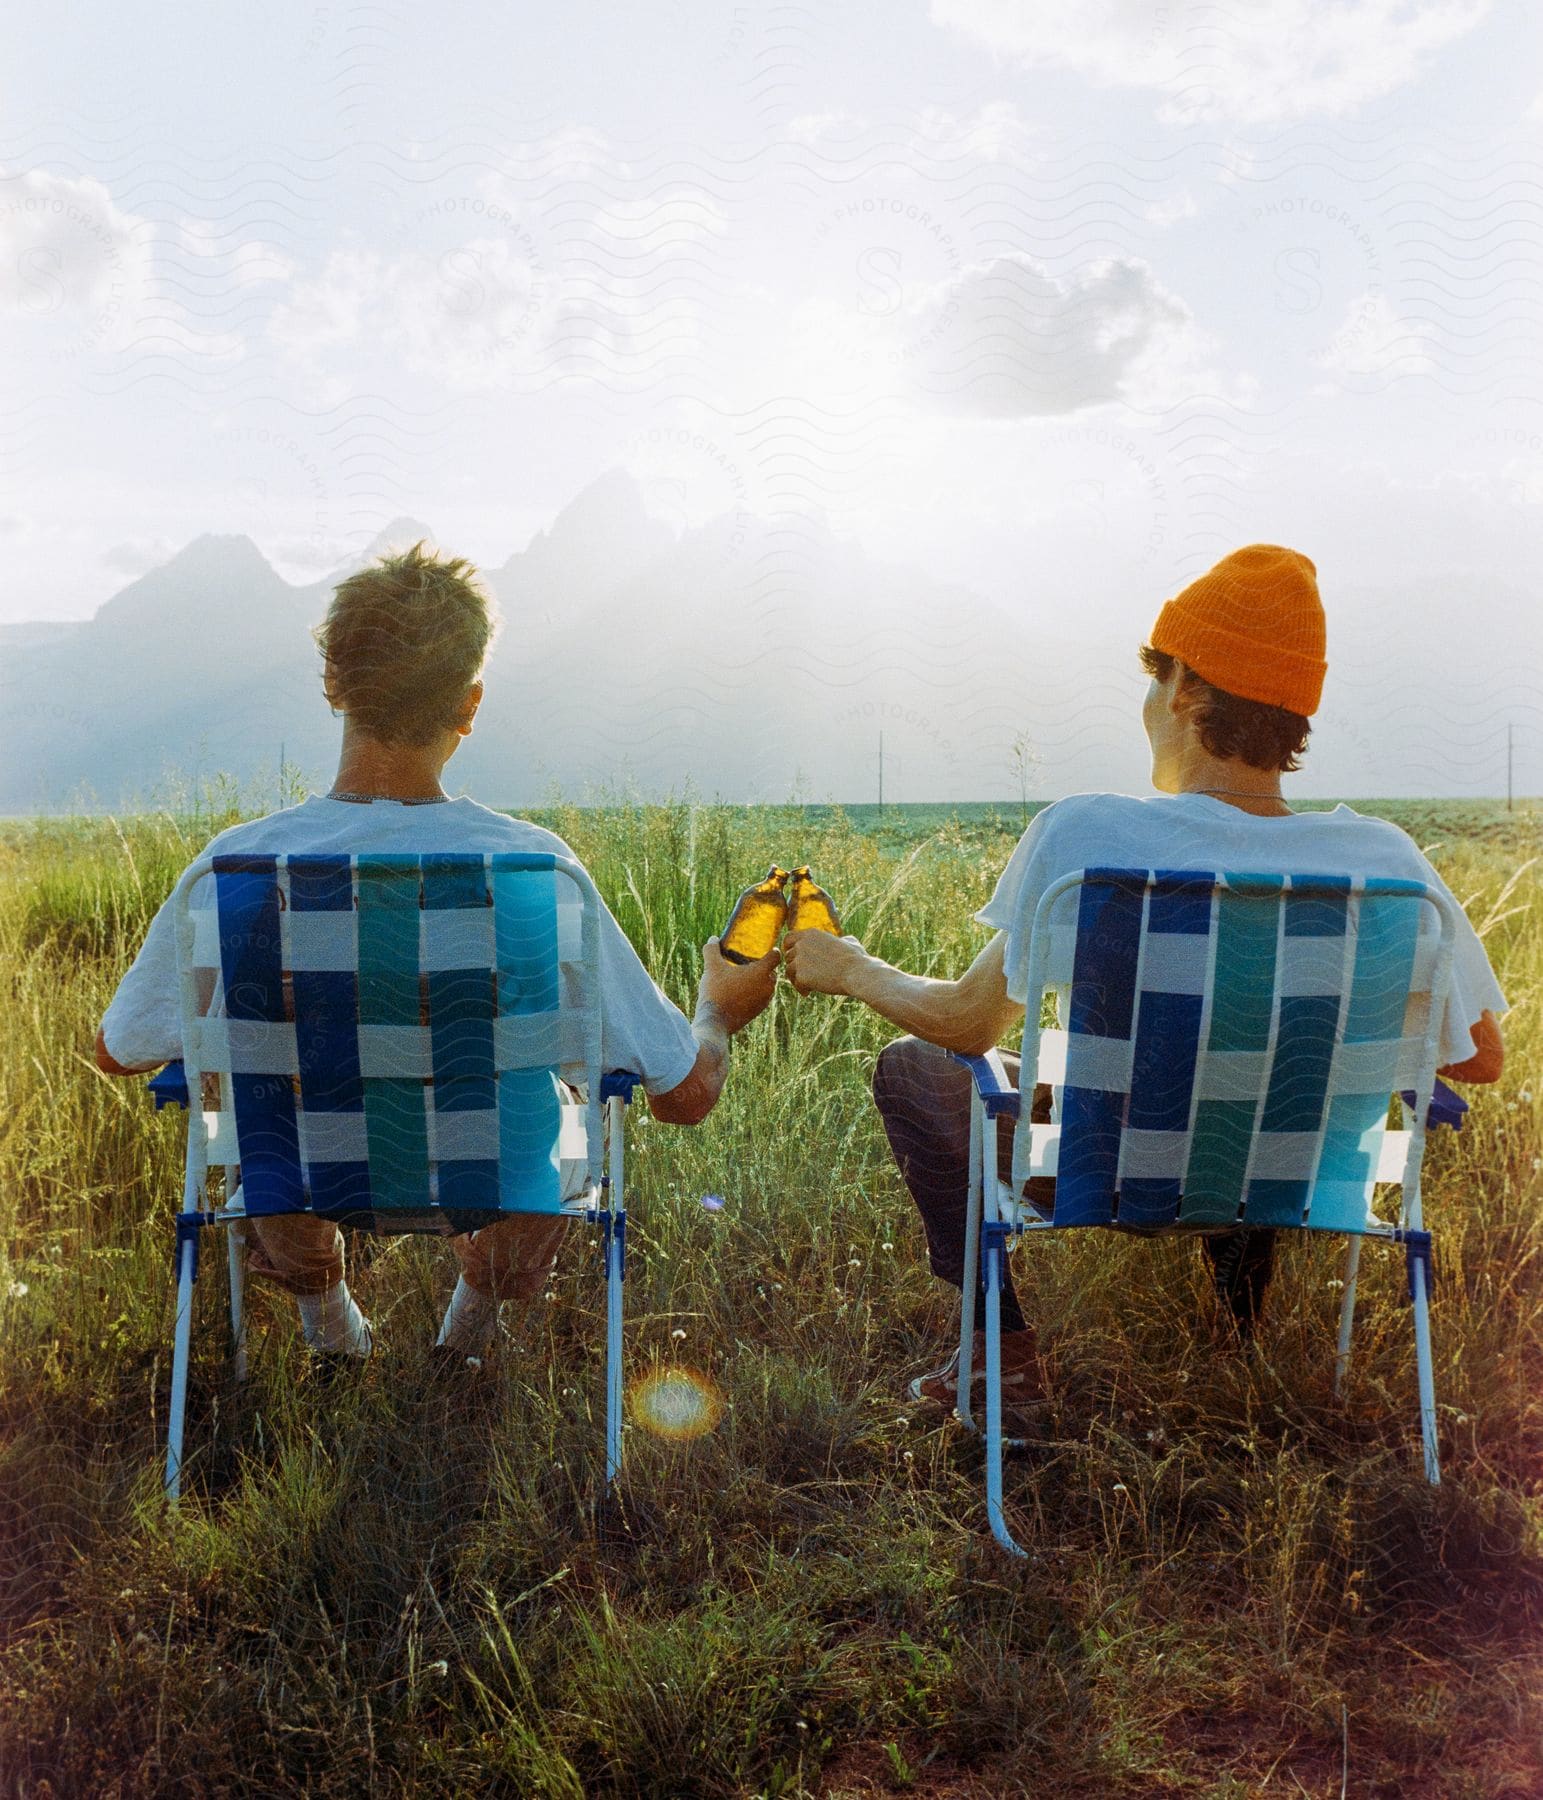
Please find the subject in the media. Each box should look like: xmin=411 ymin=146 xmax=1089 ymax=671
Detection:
xmin=787 ymin=866 xmax=841 ymax=936
xmin=720 ymin=866 xmax=789 ymax=963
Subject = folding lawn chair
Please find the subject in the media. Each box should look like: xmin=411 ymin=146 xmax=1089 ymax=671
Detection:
xmin=946 ymin=868 xmax=1465 ymax=1557
xmin=148 ymin=850 xmax=639 ymax=1504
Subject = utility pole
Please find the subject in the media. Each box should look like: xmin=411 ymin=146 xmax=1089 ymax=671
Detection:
xmin=1507 ymin=721 xmax=1513 ymax=813
xmin=878 ymin=730 xmax=884 ymax=818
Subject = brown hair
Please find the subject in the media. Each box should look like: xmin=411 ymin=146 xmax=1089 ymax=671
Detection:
xmin=315 ymin=542 xmax=496 ymax=746
xmin=1139 ymin=644 xmax=1310 ymax=772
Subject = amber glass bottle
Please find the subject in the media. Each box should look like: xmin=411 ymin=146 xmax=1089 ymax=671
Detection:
xmin=787 ymin=866 xmax=841 ymax=936
xmin=720 ymin=866 xmax=790 ymax=963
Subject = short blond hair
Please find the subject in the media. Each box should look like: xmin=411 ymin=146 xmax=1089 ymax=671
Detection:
xmin=315 ymin=541 xmax=497 ymax=745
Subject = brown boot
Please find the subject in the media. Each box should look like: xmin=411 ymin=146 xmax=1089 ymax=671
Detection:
xmin=908 ymin=1328 xmax=1047 ymax=1426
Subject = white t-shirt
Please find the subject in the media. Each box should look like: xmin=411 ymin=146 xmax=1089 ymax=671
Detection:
xmin=101 ymin=794 xmax=701 ymax=1096
xmin=976 ymin=792 xmax=1507 ymax=1069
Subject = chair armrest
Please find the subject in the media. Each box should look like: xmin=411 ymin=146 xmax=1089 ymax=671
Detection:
xmin=147 ymin=1061 xmax=190 ymax=1111
xmin=600 ymin=1069 xmax=644 ymax=1105
xmin=1399 ymin=1076 xmax=1468 ymax=1131
xmin=947 ymin=1049 xmax=1021 ymax=1120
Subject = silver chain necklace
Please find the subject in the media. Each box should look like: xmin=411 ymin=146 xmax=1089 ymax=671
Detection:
xmin=328 ymin=790 xmax=450 ymax=805
xmin=1187 ymin=786 xmax=1291 ymax=811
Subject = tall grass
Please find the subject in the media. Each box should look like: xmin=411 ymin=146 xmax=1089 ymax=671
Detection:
xmin=0 ymin=797 xmax=1539 ymax=1797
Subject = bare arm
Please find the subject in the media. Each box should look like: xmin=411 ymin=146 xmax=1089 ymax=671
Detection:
xmin=1437 ymin=1009 xmax=1504 ymax=1085
xmin=783 ymin=927 xmax=1023 ymax=1057
xmin=647 ymin=1000 xmax=733 ymax=1126
xmin=94 ymin=1025 xmax=162 ymax=1077
xmin=647 ymin=940 xmax=779 ymax=1126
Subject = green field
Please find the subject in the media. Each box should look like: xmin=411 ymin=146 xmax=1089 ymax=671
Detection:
xmin=1 ymin=794 xmax=1540 ymax=1796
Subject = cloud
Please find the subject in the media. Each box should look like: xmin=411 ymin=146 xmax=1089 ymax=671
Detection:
xmin=929 ymin=0 xmax=1491 ymax=123
xmin=101 ymin=536 xmax=176 ymax=576
xmin=907 ymin=253 xmax=1199 ymax=417
xmin=1144 ymin=190 xmax=1199 ymax=227
xmin=270 ymin=238 xmax=551 ymax=383
xmin=786 ymin=101 xmax=1039 ymax=162
xmin=1315 ymin=291 xmax=1435 ymax=379
xmin=272 ymin=152 xmax=727 ymax=390
xmin=0 ymin=167 xmax=150 ymax=326
xmin=174 ymin=217 xmax=295 ymax=285
xmin=787 ymin=110 xmax=864 ymax=143
xmin=914 ymin=101 xmax=1041 ymax=160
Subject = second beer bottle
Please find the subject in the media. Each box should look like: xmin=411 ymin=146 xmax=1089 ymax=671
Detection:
xmin=787 ymin=866 xmax=841 ymax=936
xmin=720 ymin=866 xmax=789 ymax=963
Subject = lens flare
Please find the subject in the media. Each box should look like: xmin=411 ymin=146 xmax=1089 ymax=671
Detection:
xmin=628 ymin=1366 xmax=725 ymax=1441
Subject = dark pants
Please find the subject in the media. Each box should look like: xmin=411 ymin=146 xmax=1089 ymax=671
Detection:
xmin=871 ymin=1037 xmax=1277 ymax=1338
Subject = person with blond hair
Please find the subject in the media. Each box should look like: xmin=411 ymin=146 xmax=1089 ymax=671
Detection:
xmin=784 ymin=546 xmax=1507 ymax=1428
xmin=96 ymin=542 xmax=778 ymax=1370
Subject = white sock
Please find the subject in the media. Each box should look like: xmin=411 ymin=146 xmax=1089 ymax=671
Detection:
xmin=297 ymin=1281 xmax=372 ymax=1356
xmin=437 ymin=1276 xmax=499 ymax=1355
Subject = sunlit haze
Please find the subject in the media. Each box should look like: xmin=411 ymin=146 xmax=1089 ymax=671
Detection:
xmin=2 ymin=2 xmax=1540 ymax=805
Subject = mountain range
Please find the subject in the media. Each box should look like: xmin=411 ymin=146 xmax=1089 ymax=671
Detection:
xmin=0 ymin=471 xmax=1102 ymax=812
xmin=2 ymin=472 xmax=1533 ymax=811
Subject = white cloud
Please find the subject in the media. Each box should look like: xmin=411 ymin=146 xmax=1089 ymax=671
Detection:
xmin=785 ymin=102 xmax=1039 ymax=166
xmin=914 ymin=101 xmax=1040 ymax=160
xmin=906 ymin=253 xmax=1201 ymax=417
xmin=929 ymin=0 xmax=1491 ymax=123
xmin=101 ymin=537 xmax=177 ymax=576
xmin=271 ymin=143 xmax=726 ymax=389
xmin=270 ymin=238 xmax=551 ymax=384
xmin=0 ymin=167 xmax=150 ymax=328
xmin=174 ymin=217 xmax=295 ymax=285
xmin=267 ymin=247 xmax=377 ymax=356
xmin=787 ymin=110 xmax=865 ymax=143
xmin=270 ymin=536 xmax=354 ymax=574
xmin=1144 ymin=190 xmax=1199 ymax=227
xmin=1316 ymin=291 xmax=1435 ymax=378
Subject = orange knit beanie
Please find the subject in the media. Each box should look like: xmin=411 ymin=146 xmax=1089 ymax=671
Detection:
xmin=1149 ymin=545 xmax=1326 ymax=717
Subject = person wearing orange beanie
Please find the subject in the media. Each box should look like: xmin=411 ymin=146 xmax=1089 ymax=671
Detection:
xmin=1148 ymin=543 xmax=1326 ymax=716
xmin=1136 ymin=543 xmax=1325 ymax=816
xmin=783 ymin=545 xmax=1507 ymax=1428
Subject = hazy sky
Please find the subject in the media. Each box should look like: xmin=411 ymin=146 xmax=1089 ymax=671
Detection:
xmin=2 ymin=0 xmax=1541 ymax=796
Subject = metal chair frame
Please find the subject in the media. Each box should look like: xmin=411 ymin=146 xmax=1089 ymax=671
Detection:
xmin=944 ymin=867 xmax=1461 ymax=1556
xmin=154 ymin=849 xmax=639 ymax=1503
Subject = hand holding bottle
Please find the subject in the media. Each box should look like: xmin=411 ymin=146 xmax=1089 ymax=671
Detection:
xmin=782 ymin=923 xmax=866 ymax=998
xmin=782 ymin=867 xmax=864 ymax=995
xmin=699 ymin=936 xmax=780 ymax=1033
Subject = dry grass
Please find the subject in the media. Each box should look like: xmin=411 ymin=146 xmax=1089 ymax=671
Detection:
xmin=0 ymin=794 xmax=1539 ymax=1798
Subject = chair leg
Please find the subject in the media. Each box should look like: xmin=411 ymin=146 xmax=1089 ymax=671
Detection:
xmin=956 ymin=1093 xmax=983 ymax=1431
xmin=1333 ymin=1236 xmax=1361 ymax=1399
xmin=166 ymin=1232 xmax=198 ymax=1504
xmin=227 ymin=1221 xmax=248 ymax=1384
xmin=1411 ymin=1257 xmax=1441 ymax=1485
xmin=604 ymin=1211 xmax=625 ymax=1485
xmin=982 ymin=1225 xmax=1027 ymax=1560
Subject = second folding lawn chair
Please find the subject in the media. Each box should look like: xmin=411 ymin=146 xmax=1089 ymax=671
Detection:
xmin=945 ymin=867 xmax=1464 ymax=1556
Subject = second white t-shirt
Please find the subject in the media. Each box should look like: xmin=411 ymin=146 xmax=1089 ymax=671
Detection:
xmin=976 ymin=792 xmax=1506 ymax=1068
